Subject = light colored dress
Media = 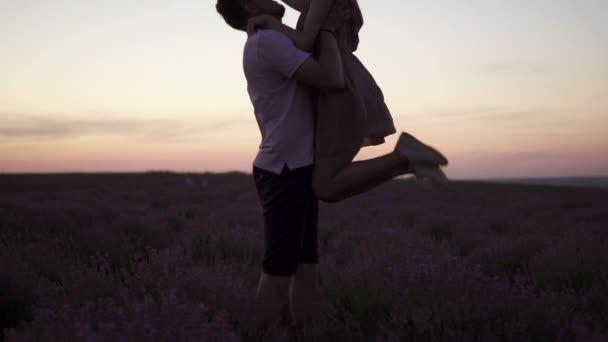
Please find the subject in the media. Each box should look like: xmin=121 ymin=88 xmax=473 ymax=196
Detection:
xmin=297 ymin=0 xmax=396 ymax=157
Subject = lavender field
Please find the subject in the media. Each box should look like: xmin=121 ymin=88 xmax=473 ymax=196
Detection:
xmin=1 ymin=172 xmax=607 ymax=341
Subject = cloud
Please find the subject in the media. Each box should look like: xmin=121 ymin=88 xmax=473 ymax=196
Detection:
xmin=475 ymin=63 xmax=558 ymax=73
xmin=396 ymin=107 xmax=562 ymax=124
xmin=469 ymin=109 xmax=552 ymax=122
xmin=462 ymin=149 xmax=572 ymax=164
xmin=510 ymin=150 xmax=570 ymax=160
xmin=0 ymin=113 xmax=254 ymax=143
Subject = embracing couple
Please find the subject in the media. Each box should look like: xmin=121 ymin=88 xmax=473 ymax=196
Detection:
xmin=216 ymin=0 xmax=448 ymax=333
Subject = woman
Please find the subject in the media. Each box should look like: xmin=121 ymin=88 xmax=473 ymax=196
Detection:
xmin=248 ymin=0 xmax=448 ymax=202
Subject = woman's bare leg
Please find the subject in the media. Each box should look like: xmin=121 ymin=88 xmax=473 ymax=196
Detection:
xmin=312 ymin=148 xmax=410 ymax=202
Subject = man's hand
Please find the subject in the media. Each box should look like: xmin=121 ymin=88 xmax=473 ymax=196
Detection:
xmin=321 ymin=2 xmax=351 ymax=33
xmin=292 ymin=31 xmax=345 ymax=90
xmin=247 ymin=15 xmax=282 ymax=35
xmin=280 ymin=0 xmax=309 ymax=13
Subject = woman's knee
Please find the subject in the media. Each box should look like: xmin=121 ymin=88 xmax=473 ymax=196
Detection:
xmin=312 ymin=151 xmax=358 ymax=203
xmin=312 ymin=180 xmax=341 ymax=203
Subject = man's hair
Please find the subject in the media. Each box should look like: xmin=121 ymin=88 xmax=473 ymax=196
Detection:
xmin=216 ymin=0 xmax=249 ymax=31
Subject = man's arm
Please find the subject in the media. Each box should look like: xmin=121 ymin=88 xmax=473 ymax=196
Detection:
xmin=280 ymin=0 xmax=308 ymax=12
xmin=291 ymin=31 xmax=344 ymax=90
xmin=280 ymin=0 xmax=334 ymax=51
xmin=248 ymin=0 xmax=344 ymax=52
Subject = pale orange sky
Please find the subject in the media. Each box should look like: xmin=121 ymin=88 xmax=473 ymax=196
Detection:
xmin=1 ymin=0 xmax=607 ymax=179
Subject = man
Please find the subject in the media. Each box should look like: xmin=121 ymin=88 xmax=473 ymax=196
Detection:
xmin=215 ymin=0 xmax=447 ymax=332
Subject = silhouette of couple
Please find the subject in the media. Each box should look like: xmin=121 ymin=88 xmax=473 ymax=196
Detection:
xmin=216 ymin=0 xmax=448 ymax=334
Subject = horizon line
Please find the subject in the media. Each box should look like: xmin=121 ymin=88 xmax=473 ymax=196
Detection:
xmin=1 ymin=170 xmax=607 ymax=181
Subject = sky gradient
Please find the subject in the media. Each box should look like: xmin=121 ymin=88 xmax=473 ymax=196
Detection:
xmin=1 ymin=0 xmax=607 ymax=179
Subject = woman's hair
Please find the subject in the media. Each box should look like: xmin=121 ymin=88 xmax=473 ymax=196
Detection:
xmin=216 ymin=0 xmax=249 ymax=31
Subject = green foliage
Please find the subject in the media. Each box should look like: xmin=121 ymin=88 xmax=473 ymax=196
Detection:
xmin=23 ymin=251 xmax=65 ymax=284
xmin=540 ymin=269 xmax=598 ymax=293
xmin=484 ymin=254 xmax=530 ymax=279
xmin=489 ymin=220 xmax=509 ymax=235
xmin=0 ymin=281 xmax=34 ymax=335
xmin=401 ymin=214 xmax=416 ymax=227
xmin=188 ymin=230 xmax=258 ymax=265
xmin=331 ymin=284 xmax=392 ymax=335
xmin=151 ymin=198 xmax=171 ymax=211
xmin=320 ymin=224 xmax=344 ymax=249
xmin=400 ymin=315 xmax=433 ymax=342
xmin=429 ymin=223 xmax=452 ymax=243
xmin=123 ymin=223 xmax=173 ymax=251
xmin=190 ymin=232 xmax=212 ymax=261
xmin=179 ymin=206 xmax=199 ymax=220
xmin=216 ymin=231 xmax=256 ymax=264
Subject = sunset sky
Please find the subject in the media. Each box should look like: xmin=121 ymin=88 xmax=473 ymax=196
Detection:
xmin=1 ymin=0 xmax=607 ymax=179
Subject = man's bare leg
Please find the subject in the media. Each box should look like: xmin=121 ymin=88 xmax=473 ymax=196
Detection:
xmin=289 ymin=264 xmax=319 ymax=330
xmin=254 ymin=272 xmax=291 ymax=328
xmin=313 ymin=149 xmax=410 ymax=202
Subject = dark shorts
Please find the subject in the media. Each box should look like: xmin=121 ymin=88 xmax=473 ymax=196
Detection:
xmin=253 ymin=164 xmax=319 ymax=277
